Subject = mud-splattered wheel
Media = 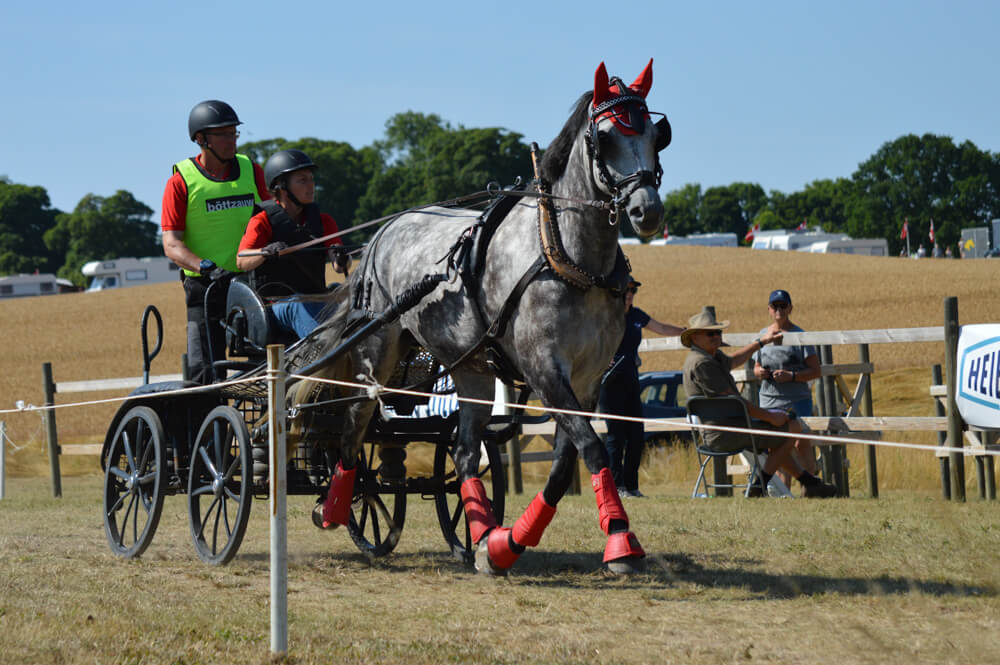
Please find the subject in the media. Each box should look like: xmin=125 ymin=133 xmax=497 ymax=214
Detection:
xmin=346 ymin=443 xmax=406 ymax=558
xmin=187 ymin=405 xmax=252 ymax=565
xmin=103 ymin=406 xmax=166 ymax=559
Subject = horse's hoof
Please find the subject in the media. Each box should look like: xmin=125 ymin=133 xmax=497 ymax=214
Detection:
xmin=607 ymin=555 xmax=645 ymax=575
xmin=474 ymin=538 xmax=507 ymax=576
xmin=312 ymin=502 xmax=340 ymax=530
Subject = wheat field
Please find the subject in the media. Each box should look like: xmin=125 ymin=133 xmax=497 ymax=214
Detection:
xmin=1 ymin=246 xmax=996 ymax=490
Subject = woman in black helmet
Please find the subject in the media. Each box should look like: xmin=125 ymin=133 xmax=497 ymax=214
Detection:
xmin=160 ymin=100 xmax=271 ymax=384
xmin=236 ymin=149 xmax=350 ymax=339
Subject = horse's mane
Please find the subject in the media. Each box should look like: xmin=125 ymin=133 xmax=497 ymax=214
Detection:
xmin=539 ymin=91 xmax=592 ymax=184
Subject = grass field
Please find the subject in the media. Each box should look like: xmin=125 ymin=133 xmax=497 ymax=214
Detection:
xmin=1 ymin=246 xmax=999 ymax=663
xmin=1 ymin=475 xmax=999 ymax=665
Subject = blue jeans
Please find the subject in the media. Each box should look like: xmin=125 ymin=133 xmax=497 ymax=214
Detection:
xmin=271 ymin=301 xmax=324 ymax=339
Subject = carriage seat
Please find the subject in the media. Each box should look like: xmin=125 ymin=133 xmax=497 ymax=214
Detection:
xmin=224 ymin=279 xmax=296 ymax=357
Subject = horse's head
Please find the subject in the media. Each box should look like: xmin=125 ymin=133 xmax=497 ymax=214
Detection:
xmin=586 ymin=59 xmax=670 ymax=240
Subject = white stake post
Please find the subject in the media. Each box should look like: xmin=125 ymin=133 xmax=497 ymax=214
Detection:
xmin=266 ymin=345 xmax=288 ymax=655
xmin=1 ymin=421 xmax=6 ymax=500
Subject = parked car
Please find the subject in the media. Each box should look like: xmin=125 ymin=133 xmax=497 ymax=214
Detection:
xmin=637 ymin=370 xmax=690 ymax=444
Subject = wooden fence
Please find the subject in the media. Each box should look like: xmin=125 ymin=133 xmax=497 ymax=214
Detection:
xmin=504 ymin=297 xmax=995 ymax=501
xmin=35 ymin=298 xmax=993 ymax=502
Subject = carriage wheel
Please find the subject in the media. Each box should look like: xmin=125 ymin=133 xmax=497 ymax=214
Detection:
xmin=346 ymin=443 xmax=407 ymax=558
xmin=434 ymin=439 xmax=506 ymax=564
xmin=103 ymin=406 xmax=166 ymax=559
xmin=187 ymin=405 xmax=252 ymax=565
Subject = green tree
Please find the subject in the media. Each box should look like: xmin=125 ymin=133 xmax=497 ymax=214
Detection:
xmin=43 ymin=190 xmax=160 ymax=286
xmin=700 ymin=182 xmax=766 ymax=239
xmin=768 ymin=178 xmax=853 ymax=231
xmin=0 ymin=179 xmax=60 ymax=274
xmin=848 ymin=133 xmax=1000 ymax=254
xmin=661 ymin=183 xmax=702 ymax=237
xmin=354 ymin=112 xmax=532 ymax=241
xmin=240 ymin=138 xmax=379 ymax=235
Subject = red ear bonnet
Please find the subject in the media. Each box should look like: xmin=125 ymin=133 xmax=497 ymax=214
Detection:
xmin=592 ymin=59 xmax=653 ymax=136
xmin=631 ymin=58 xmax=653 ymax=98
xmin=593 ymin=62 xmax=611 ymax=108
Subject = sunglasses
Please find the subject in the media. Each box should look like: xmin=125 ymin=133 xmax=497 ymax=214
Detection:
xmin=770 ymin=302 xmax=789 ymax=310
xmin=626 ymin=287 xmax=638 ymax=294
xmin=704 ymin=330 xmax=722 ymax=338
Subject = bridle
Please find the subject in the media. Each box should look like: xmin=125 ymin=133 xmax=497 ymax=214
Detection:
xmin=584 ymin=77 xmax=666 ymax=225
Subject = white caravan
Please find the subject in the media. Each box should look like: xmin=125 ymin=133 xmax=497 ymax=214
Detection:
xmin=0 ymin=273 xmax=78 ymax=299
xmin=799 ymin=238 xmax=889 ymax=256
xmin=82 ymin=257 xmax=180 ymax=291
xmin=649 ymin=233 xmax=738 ymax=247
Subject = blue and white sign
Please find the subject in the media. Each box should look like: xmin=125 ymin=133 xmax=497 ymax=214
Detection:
xmin=957 ymin=324 xmax=1000 ymax=428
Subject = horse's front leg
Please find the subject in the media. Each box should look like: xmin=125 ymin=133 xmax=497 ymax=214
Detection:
xmin=536 ymin=374 xmax=646 ymax=574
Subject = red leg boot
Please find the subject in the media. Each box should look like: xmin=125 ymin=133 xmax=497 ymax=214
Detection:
xmin=460 ymin=478 xmax=497 ymax=544
xmin=321 ymin=461 xmax=356 ymax=529
xmin=592 ymin=468 xmax=645 ymax=574
xmin=482 ymin=492 xmax=558 ymax=575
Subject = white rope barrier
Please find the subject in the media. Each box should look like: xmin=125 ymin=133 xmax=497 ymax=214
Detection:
xmin=1 ymin=367 xmax=990 ymax=461
xmin=288 ymin=373 xmax=1000 ymax=458
xmin=0 ymin=375 xmax=264 ymax=414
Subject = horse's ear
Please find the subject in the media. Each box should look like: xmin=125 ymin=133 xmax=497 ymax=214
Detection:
xmin=630 ymin=58 xmax=653 ymax=98
xmin=655 ymin=116 xmax=672 ymax=152
xmin=593 ymin=62 xmax=610 ymax=107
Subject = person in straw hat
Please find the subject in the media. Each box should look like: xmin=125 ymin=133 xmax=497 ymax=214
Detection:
xmin=681 ymin=308 xmax=837 ymax=498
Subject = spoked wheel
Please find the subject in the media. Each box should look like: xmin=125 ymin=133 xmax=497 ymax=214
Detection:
xmin=103 ymin=406 xmax=166 ymax=559
xmin=434 ymin=440 xmax=506 ymax=564
xmin=346 ymin=443 xmax=407 ymax=558
xmin=187 ymin=405 xmax=252 ymax=565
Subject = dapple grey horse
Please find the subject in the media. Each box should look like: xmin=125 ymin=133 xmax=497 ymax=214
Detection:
xmin=291 ymin=59 xmax=670 ymax=574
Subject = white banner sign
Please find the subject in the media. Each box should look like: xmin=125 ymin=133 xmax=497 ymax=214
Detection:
xmin=957 ymin=324 xmax=1000 ymax=428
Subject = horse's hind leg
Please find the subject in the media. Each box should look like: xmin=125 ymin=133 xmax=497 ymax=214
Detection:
xmin=320 ymin=329 xmax=406 ymax=529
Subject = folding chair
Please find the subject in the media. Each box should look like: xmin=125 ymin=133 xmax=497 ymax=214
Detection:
xmin=686 ymin=395 xmax=764 ymax=498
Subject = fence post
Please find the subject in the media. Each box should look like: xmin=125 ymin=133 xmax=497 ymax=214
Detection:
xmin=858 ymin=344 xmax=877 ymax=498
xmin=943 ymin=296 xmax=965 ymax=502
xmin=820 ymin=345 xmax=847 ymax=496
xmin=41 ymin=362 xmax=62 ymax=498
xmin=266 ymin=345 xmax=288 ymax=656
xmin=0 ymin=420 xmax=6 ymax=500
xmin=932 ymin=364 xmax=950 ymax=500
xmin=496 ymin=381 xmax=523 ymax=495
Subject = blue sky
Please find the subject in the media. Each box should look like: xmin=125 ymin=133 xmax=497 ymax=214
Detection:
xmin=2 ymin=1 xmax=997 ymax=225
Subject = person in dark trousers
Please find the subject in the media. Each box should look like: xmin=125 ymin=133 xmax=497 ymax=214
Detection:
xmin=599 ymin=277 xmax=684 ymax=497
xmin=236 ymin=149 xmax=350 ymax=339
xmin=682 ymin=308 xmax=837 ymax=498
xmin=160 ymin=100 xmax=270 ymax=384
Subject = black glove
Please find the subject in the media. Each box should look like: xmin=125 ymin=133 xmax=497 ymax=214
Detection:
xmin=261 ymin=241 xmax=288 ymax=260
xmin=208 ymin=267 xmax=231 ymax=282
xmin=334 ymin=250 xmax=350 ymax=270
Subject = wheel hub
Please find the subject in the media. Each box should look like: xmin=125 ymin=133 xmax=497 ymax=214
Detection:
xmin=212 ymin=474 xmax=225 ymax=496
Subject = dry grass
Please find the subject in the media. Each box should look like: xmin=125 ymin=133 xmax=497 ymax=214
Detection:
xmin=2 ymin=249 xmax=1000 ymax=664
xmin=1 ymin=475 xmax=999 ymax=665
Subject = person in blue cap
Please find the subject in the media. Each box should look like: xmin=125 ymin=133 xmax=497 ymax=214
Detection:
xmin=753 ymin=289 xmax=822 ymax=486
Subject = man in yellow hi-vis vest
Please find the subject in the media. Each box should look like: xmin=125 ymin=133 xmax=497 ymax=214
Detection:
xmin=160 ymin=100 xmax=271 ymax=383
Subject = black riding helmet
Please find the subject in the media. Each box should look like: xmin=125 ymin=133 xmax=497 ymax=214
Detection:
xmin=188 ymin=100 xmax=242 ymax=141
xmin=264 ymin=149 xmax=317 ymax=191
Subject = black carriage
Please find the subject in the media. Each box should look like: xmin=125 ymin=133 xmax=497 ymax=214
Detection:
xmin=100 ymin=276 xmax=522 ymax=565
